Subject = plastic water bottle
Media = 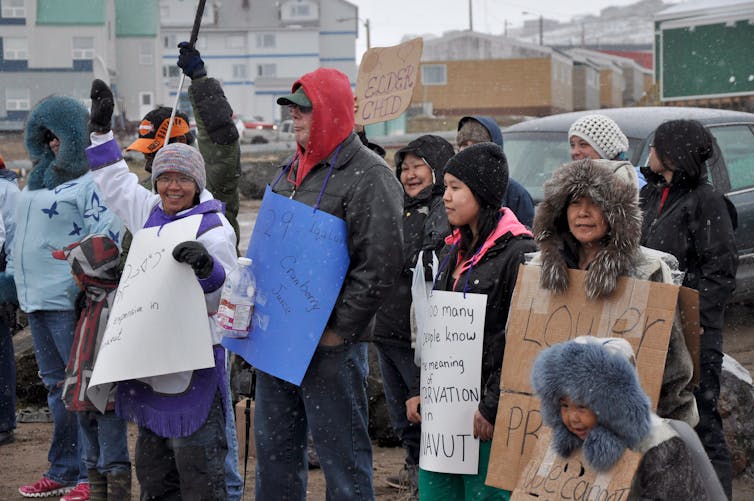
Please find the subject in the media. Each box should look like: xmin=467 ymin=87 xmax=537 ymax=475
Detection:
xmin=216 ymin=257 xmax=256 ymax=338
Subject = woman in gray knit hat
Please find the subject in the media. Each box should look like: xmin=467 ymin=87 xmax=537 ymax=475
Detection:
xmin=528 ymin=158 xmax=697 ymax=427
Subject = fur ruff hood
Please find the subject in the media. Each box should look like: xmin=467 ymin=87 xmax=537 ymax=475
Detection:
xmin=532 ymin=159 xmax=641 ymax=299
xmin=24 ymin=95 xmax=90 ymax=190
xmin=531 ymin=339 xmax=651 ymax=471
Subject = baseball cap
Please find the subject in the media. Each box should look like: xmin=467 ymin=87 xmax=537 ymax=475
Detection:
xmin=276 ymin=86 xmax=312 ymax=108
xmin=127 ymin=107 xmax=191 ymax=154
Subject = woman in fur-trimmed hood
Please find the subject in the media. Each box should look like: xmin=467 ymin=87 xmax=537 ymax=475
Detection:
xmin=531 ymin=337 xmax=714 ymax=500
xmin=528 ymin=158 xmax=698 ymax=425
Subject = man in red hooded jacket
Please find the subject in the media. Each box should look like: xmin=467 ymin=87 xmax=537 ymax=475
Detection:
xmin=253 ymin=68 xmax=404 ymax=499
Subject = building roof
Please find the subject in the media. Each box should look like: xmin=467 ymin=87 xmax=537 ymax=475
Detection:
xmin=656 ymin=0 xmax=754 ymax=20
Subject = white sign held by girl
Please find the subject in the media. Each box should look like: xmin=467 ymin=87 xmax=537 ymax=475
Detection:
xmin=419 ymin=290 xmax=486 ymax=474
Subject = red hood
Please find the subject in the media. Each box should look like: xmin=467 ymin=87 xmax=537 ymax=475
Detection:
xmin=291 ymin=68 xmax=355 ymax=186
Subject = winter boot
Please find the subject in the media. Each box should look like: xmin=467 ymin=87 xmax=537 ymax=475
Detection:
xmin=106 ymin=470 xmax=132 ymax=501
xmin=88 ymin=469 xmax=107 ymax=501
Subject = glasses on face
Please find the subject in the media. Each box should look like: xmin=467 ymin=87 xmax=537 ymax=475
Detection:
xmin=155 ymin=174 xmax=196 ymax=188
xmin=43 ymin=130 xmax=58 ymax=143
xmin=288 ymin=104 xmax=313 ymax=114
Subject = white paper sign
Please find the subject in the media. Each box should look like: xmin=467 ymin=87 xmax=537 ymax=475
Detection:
xmin=419 ymin=290 xmax=486 ymax=474
xmin=89 ymin=216 xmax=214 ymax=392
xmin=410 ymin=250 xmax=438 ymax=366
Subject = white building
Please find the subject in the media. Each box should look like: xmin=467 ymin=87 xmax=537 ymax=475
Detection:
xmin=0 ymin=0 xmax=358 ymax=130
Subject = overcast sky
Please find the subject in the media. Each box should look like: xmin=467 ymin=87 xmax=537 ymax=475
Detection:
xmin=347 ymin=0 xmax=652 ymax=58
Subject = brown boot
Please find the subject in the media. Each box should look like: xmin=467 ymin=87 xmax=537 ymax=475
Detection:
xmin=106 ymin=470 xmax=132 ymax=501
xmin=88 ymin=469 xmax=107 ymax=501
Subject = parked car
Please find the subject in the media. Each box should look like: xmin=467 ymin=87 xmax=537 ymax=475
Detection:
xmin=502 ymin=106 xmax=754 ymax=302
xmin=239 ymin=115 xmax=277 ymax=144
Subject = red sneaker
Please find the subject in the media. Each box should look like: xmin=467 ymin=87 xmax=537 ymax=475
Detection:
xmin=60 ymin=483 xmax=89 ymax=501
xmin=18 ymin=477 xmax=72 ymax=498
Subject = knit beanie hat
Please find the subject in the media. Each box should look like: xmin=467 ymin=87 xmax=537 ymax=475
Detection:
xmin=456 ymin=118 xmax=492 ymax=147
xmin=151 ymin=143 xmax=206 ymax=192
xmin=444 ymin=142 xmax=508 ymax=208
xmin=568 ymin=114 xmax=628 ymax=160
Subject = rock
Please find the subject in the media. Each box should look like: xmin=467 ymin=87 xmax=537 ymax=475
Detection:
xmin=721 ymin=354 xmax=754 ymax=476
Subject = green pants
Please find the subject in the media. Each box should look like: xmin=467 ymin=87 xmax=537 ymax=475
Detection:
xmin=418 ymin=440 xmax=511 ymax=501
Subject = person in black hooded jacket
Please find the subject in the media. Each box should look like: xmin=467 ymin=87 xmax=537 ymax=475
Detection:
xmin=372 ymin=135 xmax=454 ymax=496
xmin=639 ymin=119 xmax=738 ymax=500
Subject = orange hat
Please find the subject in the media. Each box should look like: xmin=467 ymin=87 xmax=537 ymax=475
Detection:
xmin=126 ymin=107 xmax=191 ymax=154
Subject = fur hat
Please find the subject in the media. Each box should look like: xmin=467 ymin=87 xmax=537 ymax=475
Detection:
xmin=532 ymin=158 xmax=641 ymax=299
xmin=568 ymin=114 xmax=628 ymax=160
xmin=531 ymin=336 xmax=651 ymax=471
xmin=151 ymin=143 xmax=206 ymax=192
xmin=456 ymin=117 xmax=492 ymax=147
xmin=444 ymin=142 xmax=508 ymax=208
xmin=24 ymin=95 xmax=89 ymax=190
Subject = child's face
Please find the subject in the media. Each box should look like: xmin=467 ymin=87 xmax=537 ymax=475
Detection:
xmin=559 ymin=396 xmax=598 ymax=440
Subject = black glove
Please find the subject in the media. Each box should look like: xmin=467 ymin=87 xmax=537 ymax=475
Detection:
xmin=177 ymin=41 xmax=207 ymax=80
xmin=89 ymin=79 xmax=114 ymax=133
xmin=173 ymin=241 xmax=214 ymax=279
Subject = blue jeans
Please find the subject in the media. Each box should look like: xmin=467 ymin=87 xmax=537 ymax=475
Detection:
xmin=254 ymin=342 xmax=373 ymax=501
xmin=27 ymin=310 xmax=85 ymax=484
xmin=78 ymin=411 xmax=130 ymax=474
xmin=224 ymin=350 xmax=243 ymax=501
xmin=374 ymin=342 xmax=421 ymax=466
xmin=0 ymin=319 xmax=15 ymax=434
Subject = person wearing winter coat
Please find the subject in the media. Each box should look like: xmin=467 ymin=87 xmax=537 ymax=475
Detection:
xmin=531 ymin=336 xmax=714 ymax=500
xmin=53 ymin=234 xmax=131 ymax=501
xmin=0 ymin=155 xmax=19 ymax=448
xmin=254 ymin=68 xmax=404 ymax=500
xmin=639 ymin=119 xmax=738 ymax=499
xmin=85 ymin=80 xmax=237 ymax=498
xmin=0 ymin=95 xmax=122 ymax=500
xmin=373 ymin=134 xmax=454 ymax=497
xmin=568 ymin=113 xmax=646 ymax=188
xmin=529 ymin=158 xmax=697 ymax=425
xmin=407 ymin=143 xmax=537 ymax=500
xmin=456 ymin=116 xmax=535 ymax=227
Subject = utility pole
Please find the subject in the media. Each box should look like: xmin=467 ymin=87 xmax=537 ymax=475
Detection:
xmin=365 ymin=18 xmax=371 ymax=49
xmin=469 ymin=0 xmax=473 ymax=31
xmin=522 ymin=11 xmax=544 ymax=46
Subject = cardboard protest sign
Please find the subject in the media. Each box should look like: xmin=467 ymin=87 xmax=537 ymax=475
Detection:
xmin=89 ymin=216 xmax=214 ymax=404
xmin=487 ymin=265 xmax=681 ymax=491
xmin=223 ymin=186 xmax=349 ymax=385
xmin=511 ymin=427 xmax=641 ymax=501
xmin=354 ymin=37 xmax=423 ymax=125
xmin=419 ymin=290 xmax=486 ymax=474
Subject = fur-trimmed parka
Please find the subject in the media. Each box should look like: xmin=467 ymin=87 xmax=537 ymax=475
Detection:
xmin=528 ymin=159 xmax=697 ymax=425
xmin=531 ymin=339 xmax=710 ymax=500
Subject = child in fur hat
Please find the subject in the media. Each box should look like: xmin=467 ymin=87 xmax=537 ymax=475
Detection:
xmin=532 ymin=336 xmax=721 ymax=500
xmin=407 ymin=143 xmax=536 ymax=500
xmin=53 ymin=234 xmax=131 ymax=500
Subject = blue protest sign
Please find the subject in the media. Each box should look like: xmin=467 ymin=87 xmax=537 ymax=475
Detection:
xmin=222 ymin=186 xmax=350 ymax=385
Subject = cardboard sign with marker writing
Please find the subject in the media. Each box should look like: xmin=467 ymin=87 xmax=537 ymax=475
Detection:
xmin=354 ymin=38 xmax=423 ymax=125
xmin=486 ymin=265 xmax=684 ymax=491
xmin=511 ymin=427 xmax=641 ymax=501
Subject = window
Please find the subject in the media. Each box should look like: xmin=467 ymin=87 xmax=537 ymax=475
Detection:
xmin=72 ymin=36 xmax=94 ymax=60
xmin=421 ymin=64 xmax=447 ymax=86
xmin=256 ymin=33 xmax=275 ymax=48
xmin=139 ymin=42 xmax=153 ymax=65
xmin=139 ymin=92 xmax=153 ymax=107
xmin=226 ymin=35 xmax=244 ymax=49
xmin=2 ymin=37 xmax=27 ymax=60
xmin=163 ymin=34 xmax=177 ymax=49
xmin=710 ymin=125 xmax=754 ymax=192
xmin=5 ymin=88 xmax=30 ymax=111
xmin=257 ymin=63 xmax=276 ymax=77
xmin=1 ymin=0 xmax=25 ymax=18
xmin=232 ymin=64 xmax=247 ymax=79
xmin=163 ymin=65 xmax=180 ymax=78
xmin=279 ymin=0 xmax=318 ymax=22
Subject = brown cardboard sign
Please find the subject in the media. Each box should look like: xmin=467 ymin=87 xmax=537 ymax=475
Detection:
xmin=487 ymin=265 xmax=680 ymax=491
xmin=354 ymin=38 xmax=423 ymax=125
xmin=511 ymin=427 xmax=641 ymax=501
